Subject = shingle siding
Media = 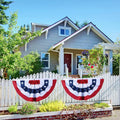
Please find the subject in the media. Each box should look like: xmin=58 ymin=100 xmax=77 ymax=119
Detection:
xmin=49 ymin=51 xmax=59 ymax=71
xmin=20 ymin=22 xmax=76 ymax=57
xmin=64 ymin=29 xmax=104 ymax=50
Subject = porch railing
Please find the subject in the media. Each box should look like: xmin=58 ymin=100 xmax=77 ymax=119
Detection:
xmin=64 ymin=64 xmax=68 ymax=77
xmin=78 ymin=64 xmax=83 ymax=78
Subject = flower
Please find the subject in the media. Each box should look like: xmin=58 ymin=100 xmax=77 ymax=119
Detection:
xmin=105 ymin=54 xmax=108 ymax=57
xmin=91 ymin=66 xmax=94 ymax=69
xmin=82 ymin=50 xmax=89 ymax=56
xmin=88 ymin=63 xmax=91 ymax=66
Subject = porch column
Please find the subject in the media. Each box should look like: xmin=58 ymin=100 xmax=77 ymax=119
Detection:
xmin=108 ymin=50 xmax=113 ymax=74
xmin=103 ymin=47 xmax=106 ymax=73
xmin=59 ymin=46 xmax=64 ymax=75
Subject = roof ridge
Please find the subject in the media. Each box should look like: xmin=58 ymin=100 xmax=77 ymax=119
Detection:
xmin=41 ymin=16 xmax=79 ymax=33
xmin=52 ymin=22 xmax=113 ymax=49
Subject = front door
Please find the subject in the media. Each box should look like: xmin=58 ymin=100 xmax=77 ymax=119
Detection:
xmin=64 ymin=54 xmax=71 ymax=72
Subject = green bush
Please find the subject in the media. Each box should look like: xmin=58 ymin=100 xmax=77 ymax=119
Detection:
xmin=20 ymin=103 xmax=37 ymax=114
xmin=113 ymin=54 xmax=120 ymax=75
xmin=94 ymin=103 xmax=109 ymax=108
xmin=39 ymin=100 xmax=65 ymax=112
xmin=8 ymin=103 xmax=18 ymax=113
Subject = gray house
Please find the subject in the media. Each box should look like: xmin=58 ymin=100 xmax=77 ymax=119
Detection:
xmin=20 ymin=17 xmax=114 ymax=75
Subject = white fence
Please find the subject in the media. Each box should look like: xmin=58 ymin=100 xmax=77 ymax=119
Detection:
xmin=0 ymin=72 xmax=120 ymax=109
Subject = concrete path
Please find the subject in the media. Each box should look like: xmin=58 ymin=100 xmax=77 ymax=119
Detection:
xmin=86 ymin=110 xmax=120 ymax=120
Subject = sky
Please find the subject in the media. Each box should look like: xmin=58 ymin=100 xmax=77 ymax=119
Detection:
xmin=6 ymin=0 xmax=120 ymax=42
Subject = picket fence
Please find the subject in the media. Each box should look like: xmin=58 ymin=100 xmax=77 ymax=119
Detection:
xmin=0 ymin=71 xmax=120 ymax=109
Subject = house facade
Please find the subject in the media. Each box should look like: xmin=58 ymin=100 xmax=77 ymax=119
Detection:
xmin=20 ymin=17 xmax=114 ymax=75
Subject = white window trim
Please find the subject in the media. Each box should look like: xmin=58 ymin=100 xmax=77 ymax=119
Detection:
xmin=58 ymin=26 xmax=71 ymax=36
xmin=41 ymin=52 xmax=50 ymax=69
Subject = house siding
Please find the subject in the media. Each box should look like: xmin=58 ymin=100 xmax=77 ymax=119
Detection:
xmin=20 ymin=22 xmax=76 ymax=57
xmin=64 ymin=29 xmax=105 ymax=50
xmin=49 ymin=51 xmax=59 ymax=72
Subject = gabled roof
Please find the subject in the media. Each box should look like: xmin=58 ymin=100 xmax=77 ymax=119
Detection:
xmin=52 ymin=22 xmax=114 ymax=49
xmin=41 ymin=16 xmax=79 ymax=33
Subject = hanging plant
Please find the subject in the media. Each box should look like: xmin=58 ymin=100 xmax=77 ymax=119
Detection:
xmin=82 ymin=50 xmax=89 ymax=56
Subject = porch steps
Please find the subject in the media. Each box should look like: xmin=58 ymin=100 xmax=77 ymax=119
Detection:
xmin=69 ymin=75 xmax=80 ymax=78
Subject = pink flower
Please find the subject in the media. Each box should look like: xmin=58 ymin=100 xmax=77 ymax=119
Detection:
xmin=88 ymin=64 xmax=91 ymax=66
xmin=91 ymin=66 xmax=94 ymax=69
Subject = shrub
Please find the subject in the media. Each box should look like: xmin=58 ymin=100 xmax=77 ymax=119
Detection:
xmin=20 ymin=103 xmax=37 ymax=114
xmin=39 ymin=100 xmax=65 ymax=112
xmin=94 ymin=103 xmax=109 ymax=108
xmin=8 ymin=103 xmax=18 ymax=113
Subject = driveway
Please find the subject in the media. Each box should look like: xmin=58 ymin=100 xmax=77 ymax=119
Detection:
xmin=86 ymin=110 xmax=120 ymax=120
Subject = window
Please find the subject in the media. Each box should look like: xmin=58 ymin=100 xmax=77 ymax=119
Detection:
xmin=59 ymin=26 xmax=71 ymax=36
xmin=76 ymin=54 xmax=87 ymax=68
xmin=41 ymin=53 xmax=50 ymax=69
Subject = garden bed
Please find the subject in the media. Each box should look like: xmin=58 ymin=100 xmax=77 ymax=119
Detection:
xmin=0 ymin=104 xmax=113 ymax=120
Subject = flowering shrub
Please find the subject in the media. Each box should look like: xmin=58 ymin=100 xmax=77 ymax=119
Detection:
xmin=82 ymin=46 xmax=106 ymax=76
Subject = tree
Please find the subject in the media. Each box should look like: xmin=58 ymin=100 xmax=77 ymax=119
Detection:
xmin=0 ymin=0 xmax=12 ymax=32
xmin=0 ymin=0 xmax=12 ymax=25
xmin=0 ymin=12 xmax=42 ymax=79
xmin=75 ymin=21 xmax=88 ymax=28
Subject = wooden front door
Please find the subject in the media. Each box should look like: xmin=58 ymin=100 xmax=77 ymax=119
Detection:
xmin=64 ymin=54 xmax=71 ymax=72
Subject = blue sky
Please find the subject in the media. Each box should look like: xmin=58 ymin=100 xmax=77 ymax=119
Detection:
xmin=6 ymin=0 xmax=120 ymax=42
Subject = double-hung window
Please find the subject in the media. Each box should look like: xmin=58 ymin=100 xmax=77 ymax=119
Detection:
xmin=59 ymin=26 xmax=71 ymax=36
xmin=41 ymin=53 xmax=50 ymax=69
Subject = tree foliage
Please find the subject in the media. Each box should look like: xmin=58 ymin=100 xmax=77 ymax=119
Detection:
xmin=113 ymin=40 xmax=120 ymax=75
xmin=0 ymin=12 xmax=42 ymax=79
xmin=0 ymin=0 xmax=12 ymax=25
xmin=75 ymin=21 xmax=88 ymax=28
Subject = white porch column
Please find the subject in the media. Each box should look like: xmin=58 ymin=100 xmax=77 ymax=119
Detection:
xmin=59 ymin=46 xmax=64 ymax=75
xmin=103 ymin=46 xmax=106 ymax=73
xmin=108 ymin=50 xmax=113 ymax=74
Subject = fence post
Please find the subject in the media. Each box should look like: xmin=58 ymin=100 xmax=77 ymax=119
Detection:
xmin=1 ymin=79 xmax=5 ymax=106
xmin=78 ymin=64 xmax=82 ymax=78
xmin=65 ymin=64 xmax=68 ymax=78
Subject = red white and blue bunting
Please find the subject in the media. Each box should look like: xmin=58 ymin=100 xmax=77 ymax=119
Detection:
xmin=12 ymin=79 xmax=56 ymax=102
xmin=61 ymin=78 xmax=104 ymax=100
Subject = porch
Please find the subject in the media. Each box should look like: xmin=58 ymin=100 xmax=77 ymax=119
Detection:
xmin=50 ymin=46 xmax=113 ymax=77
